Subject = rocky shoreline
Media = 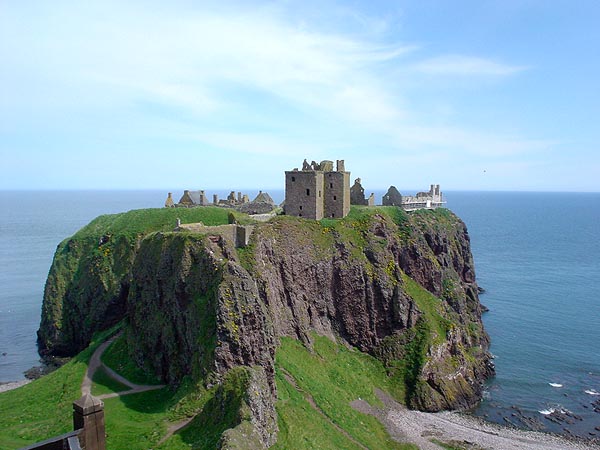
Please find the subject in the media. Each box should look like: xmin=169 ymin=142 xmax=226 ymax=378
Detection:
xmin=0 ymin=380 xmax=31 ymax=393
xmin=3 ymin=372 xmax=598 ymax=449
xmin=352 ymin=389 xmax=600 ymax=450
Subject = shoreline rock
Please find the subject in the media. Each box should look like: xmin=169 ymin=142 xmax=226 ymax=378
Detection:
xmin=0 ymin=380 xmax=31 ymax=393
xmin=353 ymin=389 xmax=600 ymax=450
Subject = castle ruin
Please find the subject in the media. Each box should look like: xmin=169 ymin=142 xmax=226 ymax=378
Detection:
xmin=350 ymin=178 xmax=375 ymax=206
xmin=284 ymin=159 xmax=350 ymax=220
xmin=399 ymin=184 xmax=444 ymax=210
xmin=353 ymin=179 xmax=445 ymax=211
xmin=177 ymin=190 xmax=212 ymax=207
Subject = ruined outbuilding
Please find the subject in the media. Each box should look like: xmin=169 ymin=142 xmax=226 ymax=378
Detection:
xmin=284 ymin=159 xmax=350 ymax=220
xmin=350 ymin=178 xmax=367 ymax=205
xmin=167 ymin=189 xmax=278 ymax=214
xmin=400 ymin=184 xmax=444 ymax=210
xmin=382 ymin=186 xmax=403 ymax=207
xmin=350 ymin=178 xmax=375 ymax=206
xmin=236 ymin=191 xmax=276 ymax=215
xmin=177 ymin=190 xmax=211 ymax=207
xmin=352 ymin=178 xmax=445 ymax=211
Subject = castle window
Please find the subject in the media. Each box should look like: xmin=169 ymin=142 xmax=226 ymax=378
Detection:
xmin=330 ymin=183 xmax=333 ymax=188
xmin=319 ymin=190 xmax=321 ymax=197
xmin=333 ymin=195 xmax=337 ymax=201
xmin=306 ymin=188 xmax=310 ymax=196
xmin=299 ymin=205 xmax=303 ymax=210
xmin=292 ymin=176 xmax=296 ymax=182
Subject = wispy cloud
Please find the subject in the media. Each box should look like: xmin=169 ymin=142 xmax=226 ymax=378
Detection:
xmin=193 ymin=131 xmax=317 ymax=158
xmin=0 ymin=1 xmax=553 ymax=190
xmin=389 ymin=124 xmax=553 ymax=157
xmin=413 ymin=54 xmax=528 ymax=76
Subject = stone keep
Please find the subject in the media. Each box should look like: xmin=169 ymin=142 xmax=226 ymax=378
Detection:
xmin=285 ymin=159 xmax=350 ymax=220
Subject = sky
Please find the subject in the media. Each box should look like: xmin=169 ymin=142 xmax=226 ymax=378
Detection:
xmin=1 ymin=1 xmax=599 ymax=192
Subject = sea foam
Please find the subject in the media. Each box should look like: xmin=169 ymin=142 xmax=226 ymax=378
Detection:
xmin=548 ymin=382 xmax=563 ymax=388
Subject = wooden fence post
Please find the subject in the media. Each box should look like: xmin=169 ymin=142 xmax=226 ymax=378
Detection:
xmin=73 ymin=394 xmax=106 ymax=450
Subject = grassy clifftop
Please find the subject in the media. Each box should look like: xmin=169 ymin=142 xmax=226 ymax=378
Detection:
xmin=72 ymin=207 xmax=233 ymax=238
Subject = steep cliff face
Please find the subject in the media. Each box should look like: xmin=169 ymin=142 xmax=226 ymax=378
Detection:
xmin=38 ymin=233 xmax=135 ymax=356
xmin=242 ymin=209 xmax=493 ymax=411
xmin=38 ymin=206 xmax=493 ymax=448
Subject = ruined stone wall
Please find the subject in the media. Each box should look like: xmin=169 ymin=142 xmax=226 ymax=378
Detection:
xmin=350 ymin=179 xmax=367 ymax=206
xmin=382 ymin=186 xmax=403 ymax=206
xmin=284 ymin=171 xmax=324 ymax=219
xmin=178 ymin=190 xmax=194 ymax=206
xmin=324 ymin=171 xmax=350 ymax=218
xmin=177 ymin=223 xmax=254 ymax=248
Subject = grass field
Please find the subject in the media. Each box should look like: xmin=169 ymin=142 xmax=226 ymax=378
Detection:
xmin=273 ymin=335 xmax=417 ymax=450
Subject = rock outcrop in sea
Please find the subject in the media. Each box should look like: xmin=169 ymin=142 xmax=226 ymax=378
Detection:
xmin=37 ymin=207 xmax=494 ymax=448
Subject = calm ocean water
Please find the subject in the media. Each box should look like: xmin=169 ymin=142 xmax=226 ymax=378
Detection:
xmin=450 ymin=192 xmax=600 ymax=437
xmin=1 ymin=190 xmax=599 ymax=437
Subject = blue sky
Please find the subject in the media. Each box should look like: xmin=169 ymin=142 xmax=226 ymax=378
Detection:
xmin=1 ymin=1 xmax=599 ymax=191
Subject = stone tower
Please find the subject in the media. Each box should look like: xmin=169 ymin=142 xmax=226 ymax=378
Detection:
xmin=285 ymin=159 xmax=350 ymax=220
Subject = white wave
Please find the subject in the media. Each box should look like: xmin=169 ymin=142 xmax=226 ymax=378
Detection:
xmin=585 ymin=389 xmax=600 ymax=396
xmin=538 ymin=408 xmax=555 ymax=415
xmin=548 ymin=382 xmax=563 ymax=388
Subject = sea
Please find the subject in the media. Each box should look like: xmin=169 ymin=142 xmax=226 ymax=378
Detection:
xmin=0 ymin=190 xmax=599 ymax=438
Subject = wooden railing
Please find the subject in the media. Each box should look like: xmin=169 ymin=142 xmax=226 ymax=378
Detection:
xmin=18 ymin=430 xmax=82 ymax=450
xmin=18 ymin=394 xmax=105 ymax=450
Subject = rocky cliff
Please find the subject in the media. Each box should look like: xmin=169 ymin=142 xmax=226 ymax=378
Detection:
xmin=38 ymin=206 xmax=494 ymax=448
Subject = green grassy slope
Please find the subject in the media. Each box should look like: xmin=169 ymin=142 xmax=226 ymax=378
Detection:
xmin=0 ymin=327 xmax=117 ymax=448
xmin=1 ymin=332 xmax=421 ymax=449
xmin=273 ymin=335 xmax=417 ymax=450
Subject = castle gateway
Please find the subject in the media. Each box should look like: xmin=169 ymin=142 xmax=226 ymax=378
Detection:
xmin=284 ymin=159 xmax=350 ymax=220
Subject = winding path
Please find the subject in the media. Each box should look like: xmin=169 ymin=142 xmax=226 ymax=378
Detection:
xmin=82 ymin=333 xmax=165 ymax=400
xmin=83 ymin=334 xmax=197 ymax=446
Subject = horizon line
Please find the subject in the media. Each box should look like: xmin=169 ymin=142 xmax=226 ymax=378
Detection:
xmin=1 ymin=188 xmax=599 ymax=194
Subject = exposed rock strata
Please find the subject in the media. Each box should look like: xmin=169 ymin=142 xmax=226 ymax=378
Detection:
xmin=38 ymin=207 xmax=494 ymax=447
